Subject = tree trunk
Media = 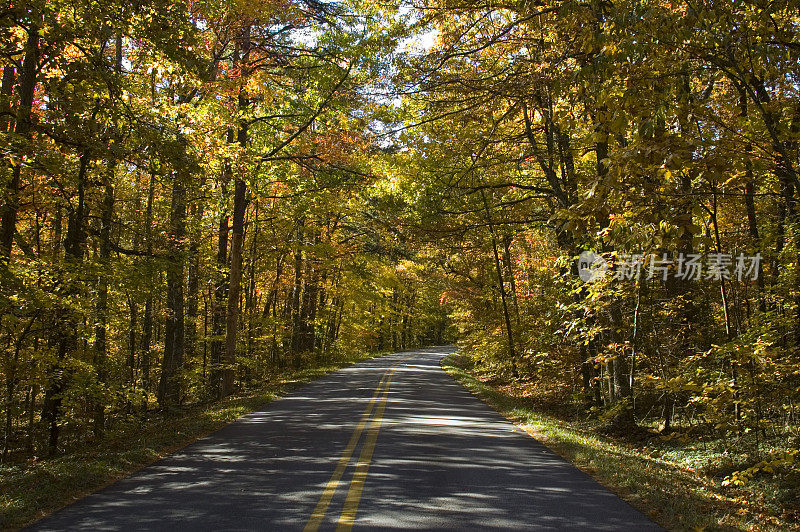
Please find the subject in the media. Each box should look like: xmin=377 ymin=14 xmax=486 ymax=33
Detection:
xmin=211 ymin=164 xmax=230 ymax=398
xmin=43 ymin=151 xmax=89 ymax=454
xmin=127 ymin=297 xmax=137 ymax=404
xmin=1 ymin=21 xmax=39 ymax=264
xmin=222 ymin=24 xmax=251 ymax=395
xmin=0 ymin=66 xmax=15 ymax=133
xmin=94 ymin=29 xmax=119 ymax=421
xmin=223 ymin=174 xmax=247 ymax=395
xmin=93 ymin=164 xmax=114 ymax=437
xmin=157 ymin=171 xmax=187 ymax=409
xmin=290 ymin=220 xmax=304 ymax=356
xmin=480 ymin=189 xmax=519 ymax=379
xmin=264 ymin=255 xmax=284 ymax=365
xmin=245 ymin=200 xmax=259 ymax=369
xmin=301 ymin=244 xmax=319 ymax=353
xmin=140 ymin=171 xmax=156 ymax=395
xmin=185 ymin=202 xmax=201 ymax=371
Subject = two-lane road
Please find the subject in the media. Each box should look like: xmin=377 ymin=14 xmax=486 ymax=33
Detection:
xmin=31 ymin=347 xmax=661 ymax=531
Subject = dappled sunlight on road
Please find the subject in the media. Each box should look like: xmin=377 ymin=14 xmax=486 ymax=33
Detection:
xmin=31 ymin=347 xmax=659 ymax=531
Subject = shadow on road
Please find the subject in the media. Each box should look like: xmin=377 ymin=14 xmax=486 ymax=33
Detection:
xmin=30 ymin=347 xmax=660 ymax=531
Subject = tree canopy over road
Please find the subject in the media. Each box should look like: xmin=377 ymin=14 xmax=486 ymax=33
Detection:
xmin=2 ymin=0 xmax=800 ymax=527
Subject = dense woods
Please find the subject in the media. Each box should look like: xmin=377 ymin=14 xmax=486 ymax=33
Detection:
xmin=2 ymin=0 xmax=800 ymax=523
xmin=0 ymin=0 xmax=448 ymax=458
xmin=397 ymin=0 xmax=800 ymax=495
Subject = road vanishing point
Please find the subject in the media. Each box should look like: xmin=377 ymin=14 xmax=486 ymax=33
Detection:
xmin=31 ymin=347 xmax=662 ymax=531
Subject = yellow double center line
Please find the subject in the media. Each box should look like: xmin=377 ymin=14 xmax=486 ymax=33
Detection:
xmin=304 ymin=354 xmax=416 ymax=532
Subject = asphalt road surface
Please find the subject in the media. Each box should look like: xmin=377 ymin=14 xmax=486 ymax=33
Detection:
xmin=31 ymin=347 xmax=662 ymax=531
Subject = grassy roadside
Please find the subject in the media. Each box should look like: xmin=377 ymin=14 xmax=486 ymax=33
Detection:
xmin=0 ymin=350 xmax=384 ymax=531
xmin=441 ymin=352 xmax=796 ymax=532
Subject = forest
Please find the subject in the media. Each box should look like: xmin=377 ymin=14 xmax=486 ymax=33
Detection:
xmin=2 ymin=0 xmax=800 ymax=528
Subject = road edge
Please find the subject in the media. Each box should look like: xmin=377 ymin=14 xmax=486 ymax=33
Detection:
xmin=439 ymin=352 xmax=670 ymax=531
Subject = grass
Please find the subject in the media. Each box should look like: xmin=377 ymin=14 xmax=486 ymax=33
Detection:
xmin=0 ymin=350 xmax=384 ymax=531
xmin=441 ymin=352 xmax=798 ymax=532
